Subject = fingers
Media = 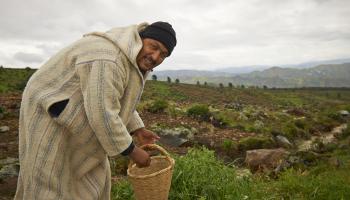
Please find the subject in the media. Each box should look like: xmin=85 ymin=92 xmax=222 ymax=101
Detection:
xmin=129 ymin=146 xmax=151 ymax=168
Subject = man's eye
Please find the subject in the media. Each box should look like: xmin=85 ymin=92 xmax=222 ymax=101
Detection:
xmin=150 ymin=44 xmax=157 ymax=49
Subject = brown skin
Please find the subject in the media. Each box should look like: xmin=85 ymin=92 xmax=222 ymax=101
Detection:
xmin=136 ymin=38 xmax=169 ymax=73
xmin=128 ymin=38 xmax=167 ymax=167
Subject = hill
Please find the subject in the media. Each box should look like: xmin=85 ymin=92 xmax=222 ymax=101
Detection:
xmin=1 ymin=68 xmax=350 ymax=199
xmin=152 ymin=63 xmax=350 ymax=88
xmin=0 ymin=67 xmax=36 ymax=93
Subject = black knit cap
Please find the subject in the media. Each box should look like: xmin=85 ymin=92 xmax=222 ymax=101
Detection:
xmin=140 ymin=21 xmax=177 ymax=56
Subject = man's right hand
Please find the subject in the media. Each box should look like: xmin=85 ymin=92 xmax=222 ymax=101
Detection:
xmin=128 ymin=146 xmax=151 ymax=168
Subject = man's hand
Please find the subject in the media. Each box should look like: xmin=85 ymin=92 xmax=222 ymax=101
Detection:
xmin=129 ymin=146 xmax=151 ymax=168
xmin=132 ymin=128 xmax=160 ymax=145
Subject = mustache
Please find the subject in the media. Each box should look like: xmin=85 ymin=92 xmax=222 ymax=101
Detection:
xmin=145 ymin=56 xmax=156 ymax=66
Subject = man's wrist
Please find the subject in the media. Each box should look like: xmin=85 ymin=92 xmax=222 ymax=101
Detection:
xmin=130 ymin=127 xmax=145 ymax=136
xmin=121 ymin=142 xmax=135 ymax=156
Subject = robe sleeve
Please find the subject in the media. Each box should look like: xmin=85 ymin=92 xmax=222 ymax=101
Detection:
xmin=126 ymin=111 xmax=145 ymax=134
xmin=77 ymin=59 xmax=133 ymax=157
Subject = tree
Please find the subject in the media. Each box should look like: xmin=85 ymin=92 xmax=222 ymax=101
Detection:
xmin=263 ymin=85 xmax=268 ymax=89
xmin=196 ymin=81 xmax=200 ymax=86
xmin=204 ymin=82 xmax=208 ymax=86
xmin=175 ymin=78 xmax=180 ymax=84
xmin=219 ymin=83 xmax=224 ymax=89
xmin=167 ymin=76 xmax=171 ymax=83
xmin=228 ymin=82 xmax=233 ymax=88
xmin=152 ymin=74 xmax=157 ymax=81
xmin=241 ymin=84 xmax=245 ymax=89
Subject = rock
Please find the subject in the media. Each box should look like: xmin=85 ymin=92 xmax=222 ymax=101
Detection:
xmin=153 ymin=126 xmax=196 ymax=147
xmin=224 ymin=102 xmax=243 ymax=111
xmin=253 ymin=120 xmax=264 ymax=130
xmin=275 ymin=135 xmax=293 ymax=148
xmin=339 ymin=110 xmax=349 ymax=116
xmin=328 ymin=157 xmax=341 ymax=168
xmin=245 ymin=148 xmax=290 ymax=172
xmin=0 ymin=163 xmax=20 ymax=180
xmin=0 ymin=126 xmax=10 ymax=133
xmin=0 ymin=157 xmax=19 ymax=166
xmin=235 ymin=168 xmax=252 ymax=180
xmin=159 ymin=134 xmax=189 ymax=147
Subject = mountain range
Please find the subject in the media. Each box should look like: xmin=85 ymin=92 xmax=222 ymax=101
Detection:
xmin=151 ymin=62 xmax=350 ymax=88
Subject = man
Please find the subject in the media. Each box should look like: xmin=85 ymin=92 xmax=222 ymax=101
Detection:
xmin=14 ymin=21 xmax=177 ymax=199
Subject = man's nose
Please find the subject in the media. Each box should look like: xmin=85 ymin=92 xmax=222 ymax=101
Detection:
xmin=151 ymin=51 xmax=161 ymax=62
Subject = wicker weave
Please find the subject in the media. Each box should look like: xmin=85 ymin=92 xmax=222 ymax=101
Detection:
xmin=127 ymin=144 xmax=175 ymax=200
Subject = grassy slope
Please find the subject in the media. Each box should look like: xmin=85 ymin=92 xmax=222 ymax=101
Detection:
xmin=0 ymin=67 xmax=36 ymax=93
xmin=1 ymin=69 xmax=350 ymax=199
xmin=112 ymin=81 xmax=350 ymax=200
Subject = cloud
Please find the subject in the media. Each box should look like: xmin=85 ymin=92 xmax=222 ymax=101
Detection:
xmin=13 ymin=52 xmax=44 ymax=63
xmin=1 ymin=0 xmax=350 ymax=70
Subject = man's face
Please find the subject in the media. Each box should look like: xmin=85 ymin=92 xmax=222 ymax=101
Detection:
xmin=137 ymin=38 xmax=169 ymax=73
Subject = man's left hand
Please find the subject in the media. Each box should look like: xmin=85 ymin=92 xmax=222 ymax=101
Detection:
xmin=132 ymin=128 xmax=160 ymax=145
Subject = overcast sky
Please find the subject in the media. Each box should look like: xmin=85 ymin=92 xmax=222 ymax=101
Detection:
xmin=1 ymin=0 xmax=349 ymax=71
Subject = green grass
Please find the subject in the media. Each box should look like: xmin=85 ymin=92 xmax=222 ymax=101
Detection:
xmin=0 ymin=67 xmax=36 ymax=93
xmin=111 ymin=147 xmax=350 ymax=200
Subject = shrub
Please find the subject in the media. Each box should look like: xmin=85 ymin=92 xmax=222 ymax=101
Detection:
xmin=211 ymin=113 xmax=232 ymax=128
xmin=147 ymin=99 xmax=168 ymax=113
xmin=151 ymin=74 xmax=157 ymax=81
xmin=187 ymin=104 xmax=211 ymax=121
xmin=327 ymin=112 xmax=343 ymax=122
xmin=238 ymin=136 xmax=275 ymax=151
xmin=282 ymin=123 xmax=299 ymax=140
xmin=294 ymin=119 xmax=306 ymax=129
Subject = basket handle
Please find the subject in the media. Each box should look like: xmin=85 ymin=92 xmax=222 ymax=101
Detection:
xmin=128 ymin=144 xmax=171 ymax=168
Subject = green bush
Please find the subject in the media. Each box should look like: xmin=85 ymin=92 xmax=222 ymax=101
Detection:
xmin=211 ymin=113 xmax=232 ymax=128
xmin=294 ymin=119 xmax=307 ymax=129
xmin=282 ymin=123 xmax=300 ymax=140
xmin=187 ymin=104 xmax=211 ymax=121
xmin=147 ymin=99 xmax=169 ymax=113
xmin=327 ymin=112 xmax=343 ymax=122
xmin=238 ymin=136 xmax=275 ymax=151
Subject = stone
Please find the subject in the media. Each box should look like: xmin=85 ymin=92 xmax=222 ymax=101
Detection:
xmin=235 ymin=168 xmax=252 ymax=180
xmin=275 ymin=135 xmax=293 ymax=148
xmin=0 ymin=157 xmax=19 ymax=166
xmin=0 ymin=126 xmax=10 ymax=133
xmin=328 ymin=157 xmax=341 ymax=168
xmin=0 ymin=163 xmax=20 ymax=180
xmin=153 ymin=126 xmax=196 ymax=147
xmin=339 ymin=110 xmax=349 ymax=116
xmin=245 ymin=148 xmax=290 ymax=172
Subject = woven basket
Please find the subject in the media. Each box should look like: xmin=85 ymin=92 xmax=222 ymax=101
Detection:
xmin=127 ymin=144 xmax=175 ymax=200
